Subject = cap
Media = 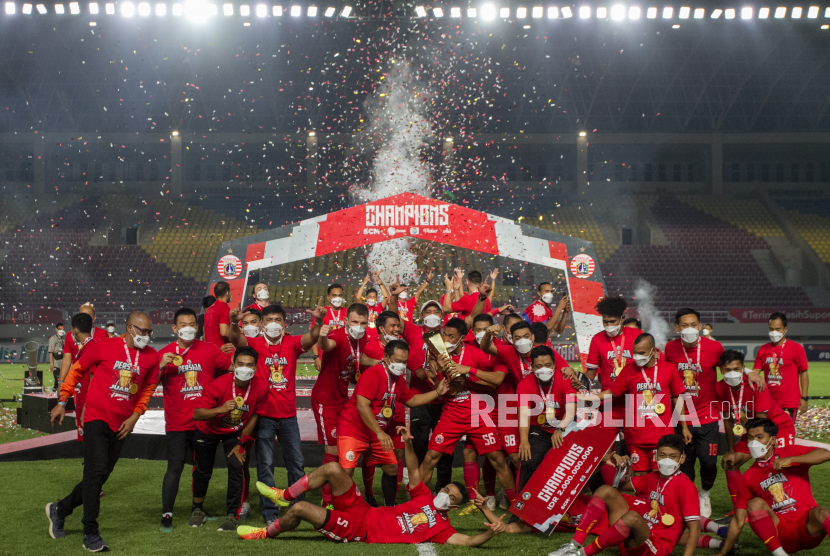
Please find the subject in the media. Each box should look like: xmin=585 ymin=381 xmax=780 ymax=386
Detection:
xmin=420 ymin=300 xmax=443 ymax=314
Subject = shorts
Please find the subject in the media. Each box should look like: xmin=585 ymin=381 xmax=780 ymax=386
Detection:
xmin=675 ymin=421 xmax=719 ymax=462
xmin=619 ymin=537 xmax=667 ymax=556
xmin=312 ymin=399 xmax=344 ymax=447
xmin=628 ymin=444 xmax=656 ymax=473
xmin=389 ymin=418 xmax=406 ymax=451
xmin=317 ymin=483 xmax=370 ymax=543
xmin=429 ymin=418 xmax=501 ymax=455
xmin=497 ymin=424 xmax=519 ymax=455
xmin=337 ymin=435 xmax=398 ymax=469
xmin=166 ymin=430 xmax=196 ymax=463
xmin=777 ymin=507 xmax=825 ymax=554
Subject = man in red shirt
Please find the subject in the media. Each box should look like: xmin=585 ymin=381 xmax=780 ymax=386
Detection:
xmin=354 ymin=275 xmax=382 ymax=341
xmin=204 ymin=281 xmax=233 ymax=348
xmin=754 ymin=312 xmax=810 ymax=423
xmin=442 ymin=270 xmax=493 ymax=319
xmin=242 ymin=282 xmax=273 ymax=313
xmin=311 ymin=303 xmax=370 ymax=506
xmin=157 ymin=307 xmax=233 ymax=532
xmin=189 ymin=346 xmax=269 ymax=533
xmin=550 ymin=434 xmax=701 ymax=556
xmin=717 ymin=418 xmax=830 ymax=556
xmin=311 ymin=283 xmax=348 ymax=371
xmin=379 ymin=270 xmax=434 ymax=322
xmin=47 ymin=312 xmax=160 ymax=552
xmin=715 ymin=350 xmax=796 ymax=512
xmin=237 ymin=424 xmax=501 ymax=546
xmin=522 ymin=282 xmax=570 ymax=335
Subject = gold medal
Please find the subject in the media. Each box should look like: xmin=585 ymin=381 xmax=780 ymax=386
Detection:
xmin=654 ymin=403 xmax=666 ymax=415
xmin=537 ymin=414 xmax=546 ymax=425
xmin=129 ymin=383 xmax=138 ymax=395
xmin=355 ymin=371 xmax=361 ymax=381
xmin=270 ymin=364 xmax=283 ymax=383
xmin=661 ymin=514 xmax=675 ymax=526
xmin=382 ymin=406 xmax=393 ymax=419
xmin=172 ymin=355 xmax=183 ymax=366
xmin=733 ymin=424 xmax=745 ymax=436
xmin=235 ymin=396 xmax=245 ymax=407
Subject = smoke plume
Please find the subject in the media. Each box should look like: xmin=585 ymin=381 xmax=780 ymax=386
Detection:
xmin=633 ymin=280 xmax=671 ymax=351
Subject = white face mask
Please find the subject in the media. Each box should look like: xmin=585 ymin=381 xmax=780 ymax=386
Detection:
xmin=177 ymin=326 xmax=197 ymax=342
xmin=423 ymin=314 xmax=442 ymax=329
xmin=131 ymin=328 xmax=151 ymax=350
xmin=348 ymin=325 xmax=365 ymax=340
xmin=475 ymin=330 xmax=486 ymax=343
xmin=432 ymin=491 xmax=452 ymax=511
xmin=534 ymin=367 xmax=554 ymax=382
xmin=243 ymin=325 xmax=260 ymax=338
xmin=656 ymin=458 xmax=681 ymax=476
xmin=330 ymin=296 xmax=345 ymax=308
xmin=604 ymin=324 xmax=621 ymax=337
xmin=724 ymin=371 xmax=743 ymax=387
xmin=633 ymin=351 xmax=653 ymax=368
xmin=748 ymin=438 xmax=774 ymax=459
xmin=256 ymin=289 xmax=270 ymax=301
xmin=514 ymin=338 xmax=533 ymax=354
xmin=367 ymin=298 xmax=378 ymax=307
xmin=234 ymin=366 xmax=256 ymax=382
xmin=701 ymin=329 xmax=711 ymax=337
xmin=541 ymin=292 xmax=554 ymax=304
xmin=106 ymin=326 xmax=116 ymax=334
xmin=769 ymin=330 xmax=784 ymax=343
xmin=680 ymin=327 xmax=700 ymax=343
xmin=444 ymin=338 xmax=461 ymax=352
xmin=398 ymin=291 xmax=409 ymax=300
xmin=264 ymin=322 xmax=284 ymax=338
xmin=57 ymin=330 xmax=66 ymax=337
xmin=387 ymin=362 xmax=407 ymax=377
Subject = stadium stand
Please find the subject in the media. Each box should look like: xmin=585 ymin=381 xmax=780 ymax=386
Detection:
xmin=780 ymin=200 xmax=830 ymax=270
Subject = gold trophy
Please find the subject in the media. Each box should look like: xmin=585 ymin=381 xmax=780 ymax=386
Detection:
xmin=185 ymin=370 xmax=198 ymax=388
xmin=648 ymin=500 xmax=660 ymax=519
xmin=642 ymin=389 xmax=654 ymax=407
xmin=119 ymin=369 xmax=133 ymax=388
xmin=769 ymin=362 xmax=780 ymax=377
xmin=767 ymin=482 xmax=787 ymax=504
xmin=410 ymin=513 xmax=428 ymax=526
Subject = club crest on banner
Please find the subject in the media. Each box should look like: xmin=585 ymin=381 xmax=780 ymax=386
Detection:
xmin=570 ymin=254 xmax=595 ymax=279
xmin=217 ymin=255 xmax=242 ymax=279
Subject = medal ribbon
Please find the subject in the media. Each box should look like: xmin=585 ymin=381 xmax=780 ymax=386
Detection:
xmin=382 ymin=364 xmax=398 ymax=417
xmin=123 ymin=339 xmax=140 ymax=371
xmin=232 ymin=381 xmax=252 ymax=408
xmin=610 ymin=328 xmax=625 ymax=370
xmin=728 ymin=383 xmax=745 ymax=425
xmin=773 ymin=339 xmax=787 ymax=370
xmin=74 ymin=335 xmax=93 ymax=361
xmin=327 ymin=306 xmax=344 ymax=325
xmin=654 ymin=472 xmax=678 ymax=508
xmin=175 ymin=342 xmax=193 ymax=358
xmin=681 ymin=340 xmax=701 ymax=373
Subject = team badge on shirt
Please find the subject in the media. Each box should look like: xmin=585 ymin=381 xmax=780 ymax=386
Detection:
xmin=110 ymin=361 xmax=138 ymax=400
xmin=265 ymin=356 xmax=289 ymax=389
xmin=178 ymin=362 xmax=204 ymax=399
xmin=398 ymin=507 xmax=438 ymax=534
xmin=761 ymin=473 xmax=796 ymax=512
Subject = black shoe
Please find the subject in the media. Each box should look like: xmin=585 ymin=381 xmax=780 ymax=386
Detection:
xmin=82 ymin=534 xmax=109 ymax=552
xmin=46 ymin=502 xmax=66 ymax=539
xmin=159 ymin=515 xmax=173 ymax=533
xmin=365 ymin=495 xmax=379 ymax=508
xmin=217 ymin=514 xmax=238 ymax=532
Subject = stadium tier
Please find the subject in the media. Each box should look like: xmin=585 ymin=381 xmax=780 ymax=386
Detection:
xmin=780 ymin=200 xmax=830 ymax=271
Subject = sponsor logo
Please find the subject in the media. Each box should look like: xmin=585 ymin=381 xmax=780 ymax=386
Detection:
xmin=570 ymin=254 xmax=595 ymax=279
xmin=514 ymin=501 xmax=524 ymax=510
xmin=522 ymin=492 xmax=531 ymax=501
xmin=435 ymin=434 xmax=444 ymax=444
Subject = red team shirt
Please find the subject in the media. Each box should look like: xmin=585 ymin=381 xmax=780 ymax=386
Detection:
xmin=363 ymin=339 xmax=408 ymax=425
xmin=158 ymin=339 xmax=233 ymax=431
xmin=523 ymin=300 xmax=552 ymax=324
xmin=753 ymin=340 xmax=809 ymax=410
xmin=439 ymin=344 xmax=495 ymax=422
xmin=365 ymin=303 xmax=381 ymax=342
xmin=337 ymin=364 xmax=414 ymax=442
xmin=321 ymin=306 xmax=347 ymax=331
xmin=664 ymin=337 xmax=724 ymax=425
xmin=63 ymin=327 xmax=106 ymax=434
xmin=203 ymin=299 xmax=230 ymax=348
xmin=609 ymin=361 xmax=685 ymax=447
xmin=196 ymin=373 xmax=269 ymax=436
xmin=75 ymin=337 xmax=160 ymax=433
xmin=451 ymin=292 xmax=492 ymax=318
xmin=586 ymin=329 xmax=636 ymax=424
xmin=248 ymin=334 xmax=306 ymax=419
xmin=713 ymin=379 xmax=796 ymax=449
xmin=312 ymin=328 xmax=366 ymax=406
xmin=737 ymin=445 xmax=818 ymax=515
xmin=630 ymin=471 xmax=700 ymax=555
xmin=396 ymin=298 xmax=418 ymax=322
xmin=439 ymin=294 xmax=461 ymax=325
xmin=400 ymin=321 xmax=433 ymax=398
xmin=515 ymin=372 xmax=576 ymax=432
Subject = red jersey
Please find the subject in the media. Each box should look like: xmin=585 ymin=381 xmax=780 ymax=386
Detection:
xmin=312 ymin=328 xmax=366 ymax=406
xmin=516 ymin=371 xmax=576 ymax=432
xmin=586 ymin=328 xmax=636 ymax=389
xmin=630 ymin=471 xmax=700 ymax=549
xmin=365 ymin=304 xmax=381 ymax=342
xmin=365 ymin=482 xmax=457 ymax=543
xmin=158 ymin=339 xmax=233 ymax=431
xmin=196 ymin=373 xmax=269 ymax=435
xmin=65 ymin=328 xmax=104 ymax=403
xmin=523 ymin=300 xmax=552 ymax=324
xmin=62 ymin=326 xmax=108 ymax=359
xmin=753 ymin=340 xmax=809 ymax=410
xmin=337 ymin=364 xmax=414 ymax=443
xmin=203 ymin=299 xmax=230 ymax=348
xmin=713 ymin=379 xmax=795 ymax=440
xmin=736 ymin=445 xmax=819 ymax=515
xmin=396 ymin=298 xmax=417 ymax=322
xmin=609 ymin=361 xmax=685 ymax=447
xmin=362 ymin=339 xmax=407 ymax=421
xmin=450 ymin=291 xmax=491 ymax=318
xmin=248 ymin=335 xmax=307 ymax=419
xmin=439 ymin=343 xmax=495 ymax=421
xmin=76 ymin=337 xmax=160 ymax=433
xmin=400 ymin=321 xmax=443 ymax=405
xmin=321 ymin=306 xmax=347 ymax=331
xmin=439 ymin=293 xmax=460 ymax=325
xmin=664 ymin=337 xmax=724 ymax=426
xmin=242 ymin=302 xmax=271 ymax=314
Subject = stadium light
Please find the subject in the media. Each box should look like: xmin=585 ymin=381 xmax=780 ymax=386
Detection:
xmin=579 ymin=131 xmax=587 ymax=137
xmin=307 ymin=5 xmax=316 ymax=15
xmin=662 ymin=6 xmax=672 ymax=18
xmin=433 ymin=7 xmax=443 ymax=17
xmin=611 ymin=4 xmax=624 ymax=20
xmin=532 ymin=6 xmax=541 ymax=18
xmin=823 ymin=24 xmax=829 ymax=29
xmin=678 ymin=6 xmax=689 ymax=19
xmin=725 ymin=8 xmax=735 ymax=19
xmin=120 ymin=1 xmax=133 ymax=15
xmin=741 ymin=7 xmax=752 ymax=19
xmin=450 ymin=6 xmax=460 ymax=17
xmin=308 ymin=131 xmax=316 ymax=136
xmin=646 ymin=7 xmax=656 ymax=18
xmin=324 ymin=6 xmax=333 ymax=16
xmin=138 ymin=2 xmax=149 ymax=15
xmin=290 ymin=4 xmax=300 ymax=16
xmin=516 ymin=7 xmax=526 ymax=18
xmin=340 ymin=5 xmax=350 ymax=16
xmin=255 ymin=3 xmax=265 ymax=16
xmin=629 ymin=6 xmax=639 ymax=19
xmin=88 ymin=2 xmax=97 ymax=13
xmin=597 ymin=6 xmax=606 ymax=18
xmin=759 ymin=7 xmax=769 ymax=18
xmin=578 ymin=5 xmax=589 ymax=18
xmin=172 ymin=2 xmax=181 ymax=14
xmin=239 ymin=4 xmax=249 ymax=15
xmin=414 ymin=5 xmax=425 ymax=16
xmin=499 ymin=7 xmax=509 ymax=17
xmin=36 ymin=3 xmax=46 ymax=12
xmin=792 ymin=6 xmax=801 ymax=18
xmin=105 ymin=2 xmax=113 ymax=13
xmin=694 ymin=8 xmax=703 ymax=18
xmin=155 ymin=3 xmax=165 ymax=14
xmin=825 ymin=7 xmax=830 ymax=18
xmin=561 ymin=6 xmax=572 ymax=17
xmin=273 ymin=5 xmax=282 ymax=15
xmin=5 ymin=2 xmax=13 ymax=13
xmin=467 ymin=7 xmax=476 ymax=16
xmin=69 ymin=1 xmax=80 ymax=13
xmin=55 ymin=3 xmax=65 ymax=12
xmin=774 ymin=7 xmax=785 ymax=18
xmin=184 ymin=0 xmax=210 ymax=19
xmin=222 ymin=3 xmax=231 ymax=14
xmin=547 ymin=6 xmax=557 ymax=18
xmin=807 ymin=6 xmax=818 ymax=18
xmin=172 ymin=131 xmax=179 ymax=136
xmin=481 ymin=3 xmax=494 ymax=19
xmin=711 ymin=8 xmax=722 ymax=18
xmin=22 ymin=2 xmax=30 ymax=12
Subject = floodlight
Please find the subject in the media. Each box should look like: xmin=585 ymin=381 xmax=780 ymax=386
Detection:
xmin=324 ymin=6 xmax=334 ymax=16
xmin=597 ymin=6 xmax=606 ymax=18
xmin=120 ymin=1 xmax=133 ymax=15
xmin=88 ymin=2 xmax=98 ymax=13
xmin=679 ymin=6 xmax=689 ymax=19
xmin=5 ymin=2 xmax=13 ymax=13
xmin=255 ymin=3 xmax=265 ymax=16
xmin=579 ymin=131 xmax=587 ymax=137
xmin=646 ymin=7 xmax=656 ymax=18
xmin=239 ymin=4 xmax=248 ymax=14
xmin=172 ymin=131 xmax=179 ymax=136
xmin=823 ymin=24 xmax=829 ymax=29
xmin=532 ymin=6 xmax=541 ymax=17
xmin=758 ymin=7 xmax=769 ymax=18
xmin=662 ymin=6 xmax=672 ymax=18
xmin=825 ymin=7 xmax=830 ymax=18
xmin=155 ymin=3 xmax=165 ymax=14
xmin=273 ymin=5 xmax=282 ymax=15
xmin=499 ymin=7 xmax=509 ymax=17
xmin=725 ymin=8 xmax=735 ymax=19
xmin=611 ymin=4 xmax=624 ymax=20
xmin=55 ymin=3 xmax=64 ymax=12
xmin=467 ymin=7 xmax=476 ymax=16
xmin=414 ymin=5 xmax=425 ymax=16
xmin=138 ymin=2 xmax=149 ymax=15
xmin=222 ymin=3 xmax=231 ymax=14
xmin=807 ymin=6 xmax=818 ymax=18
xmin=290 ymin=4 xmax=300 ymax=16
xmin=672 ymin=23 xmax=679 ymax=27
xmin=629 ymin=6 xmax=639 ymax=18
xmin=307 ymin=5 xmax=316 ymax=15
xmin=451 ymin=6 xmax=460 ymax=17
xmin=547 ymin=6 xmax=557 ymax=18
xmin=517 ymin=7 xmax=526 ymax=18
xmin=22 ymin=2 xmax=30 ymax=11
xmin=36 ymin=3 xmax=46 ymax=12
xmin=172 ymin=2 xmax=182 ymax=14
xmin=481 ymin=3 xmax=494 ymax=19
xmin=340 ymin=5 xmax=350 ymax=16
xmin=741 ymin=7 xmax=751 ymax=19
xmin=711 ymin=9 xmax=722 ymax=18
xmin=433 ymin=7 xmax=442 ymax=17
xmin=578 ymin=5 xmax=589 ymax=18
xmin=308 ymin=131 xmax=316 ymax=136
xmin=561 ymin=5 xmax=572 ymax=17
xmin=184 ymin=0 xmax=210 ymax=19
xmin=105 ymin=2 xmax=114 ymax=12
xmin=694 ymin=8 xmax=703 ymax=18
xmin=792 ymin=7 xmax=801 ymax=18
xmin=774 ymin=7 xmax=786 ymax=18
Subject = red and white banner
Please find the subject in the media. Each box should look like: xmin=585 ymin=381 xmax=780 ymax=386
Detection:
xmin=729 ymin=308 xmax=830 ymax=323
xmin=510 ymin=426 xmax=617 ymax=533
xmin=0 ymin=308 xmax=63 ymax=325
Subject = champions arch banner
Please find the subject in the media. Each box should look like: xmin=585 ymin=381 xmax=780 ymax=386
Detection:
xmin=206 ymin=193 xmax=608 ymax=365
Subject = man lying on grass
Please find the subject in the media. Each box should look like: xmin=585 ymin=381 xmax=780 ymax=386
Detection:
xmin=239 ymin=424 xmax=504 ymax=546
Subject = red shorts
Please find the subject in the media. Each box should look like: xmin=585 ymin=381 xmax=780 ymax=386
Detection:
xmin=312 ymin=399 xmax=344 ymax=447
xmin=734 ymin=427 xmax=796 ymax=454
xmin=316 ymin=483 xmax=370 ymax=543
xmin=429 ymin=418 xmax=501 ymax=455
xmin=389 ymin=418 xmax=406 ymax=451
xmin=337 ymin=435 xmax=397 ymax=469
xmin=619 ymin=537 xmax=668 ymax=556
xmin=628 ymin=445 xmax=656 ymax=473
xmin=497 ymin=424 xmax=519 ymax=455
xmin=776 ymin=508 xmax=825 ymax=554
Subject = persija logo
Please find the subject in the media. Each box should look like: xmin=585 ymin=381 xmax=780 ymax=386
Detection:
xmin=365 ymin=204 xmax=449 ymax=228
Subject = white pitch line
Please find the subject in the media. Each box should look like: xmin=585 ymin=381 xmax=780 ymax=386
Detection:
xmin=417 ymin=542 xmax=438 ymax=556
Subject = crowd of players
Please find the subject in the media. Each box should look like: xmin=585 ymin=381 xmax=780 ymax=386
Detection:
xmin=40 ymin=269 xmax=830 ymax=556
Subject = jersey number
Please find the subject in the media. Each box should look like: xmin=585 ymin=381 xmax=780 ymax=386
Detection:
xmin=337 ymin=518 xmax=349 ymax=527
xmin=503 ymin=435 xmax=516 ymax=447
xmin=483 ymin=433 xmax=497 ymax=446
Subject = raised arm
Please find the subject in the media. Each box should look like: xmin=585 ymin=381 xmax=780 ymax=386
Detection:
xmin=228 ymin=308 xmax=248 ymax=347
xmin=413 ymin=269 xmax=433 ymax=304
xmin=398 ymin=424 xmax=422 ymax=488
xmin=317 ymin=325 xmax=337 ymax=352
xmin=547 ymin=294 xmax=570 ymax=335
xmin=478 ymin=325 xmax=501 ymax=357
xmin=355 ymin=275 xmax=371 ymax=301
xmin=301 ymin=297 xmax=325 ymax=351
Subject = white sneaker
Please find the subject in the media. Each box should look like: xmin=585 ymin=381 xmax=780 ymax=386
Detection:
xmin=548 ymin=540 xmax=581 ymax=556
xmin=486 ymin=496 xmax=496 ymax=511
xmin=496 ymin=489 xmax=510 ymax=510
xmin=239 ymin=502 xmax=251 ymax=520
xmin=699 ymin=491 xmax=711 ymax=518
